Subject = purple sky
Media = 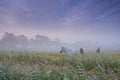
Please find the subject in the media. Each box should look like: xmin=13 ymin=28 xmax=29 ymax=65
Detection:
xmin=0 ymin=0 xmax=120 ymax=45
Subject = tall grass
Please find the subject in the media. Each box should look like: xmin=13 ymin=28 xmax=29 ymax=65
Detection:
xmin=0 ymin=50 xmax=120 ymax=80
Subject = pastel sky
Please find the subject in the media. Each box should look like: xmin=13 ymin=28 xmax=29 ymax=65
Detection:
xmin=0 ymin=0 xmax=120 ymax=45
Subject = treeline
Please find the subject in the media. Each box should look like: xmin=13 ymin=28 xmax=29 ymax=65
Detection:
xmin=0 ymin=32 xmax=118 ymax=51
xmin=0 ymin=32 xmax=61 ymax=50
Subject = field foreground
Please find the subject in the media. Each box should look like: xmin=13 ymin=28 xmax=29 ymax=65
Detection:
xmin=0 ymin=51 xmax=120 ymax=80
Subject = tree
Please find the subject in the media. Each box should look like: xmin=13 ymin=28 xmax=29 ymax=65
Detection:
xmin=0 ymin=32 xmax=18 ymax=50
xmin=17 ymin=34 xmax=28 ymax=50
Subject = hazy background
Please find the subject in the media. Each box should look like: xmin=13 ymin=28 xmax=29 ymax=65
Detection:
xmin=0 ymin=0 xmax=120 ymax=50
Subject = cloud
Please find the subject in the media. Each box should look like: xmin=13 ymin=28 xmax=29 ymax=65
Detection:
xmin=0 ymin=7 xmax=16 ymax=25
xmin=96 ymin=4 xmax=120 ymax=20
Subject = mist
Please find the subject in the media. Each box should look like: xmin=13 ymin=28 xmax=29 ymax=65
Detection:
xmin=0 ymin=32 xmax=119 ymax=51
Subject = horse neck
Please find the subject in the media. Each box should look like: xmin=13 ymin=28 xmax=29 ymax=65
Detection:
xmin=64 ymin=48 xmax=75 ymax=54
xmin=62 ymin=47 xmax=69 ymax=53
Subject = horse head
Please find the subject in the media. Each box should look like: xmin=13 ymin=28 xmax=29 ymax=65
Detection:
xmin=96 ymin=47 xmax=100 ymax=53
xmin=80 ymin=48 xmax=84 ymax=55
xmin=60 ymin=47 xmax=64 ymax=54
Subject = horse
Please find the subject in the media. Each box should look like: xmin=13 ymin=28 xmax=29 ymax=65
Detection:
xmin=96 ymin=47 xmax=100 ymax=53
xmin=60 ymin=47 xmax=77 ymax=55
xmin=80 ymin=48 xmax=84 ymax=55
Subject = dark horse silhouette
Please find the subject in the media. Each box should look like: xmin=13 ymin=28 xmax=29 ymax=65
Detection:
xmin=80 ymin=48 xmax=84 ymax=55
xmin=96 ymin=47 xmax=100 ymax=53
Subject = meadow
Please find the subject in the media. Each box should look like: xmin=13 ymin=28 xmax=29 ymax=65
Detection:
xmin=0 ymin=50 xmax=120 ymax=80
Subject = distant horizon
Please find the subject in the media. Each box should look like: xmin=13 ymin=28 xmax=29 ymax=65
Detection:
xmin=0 ymin=32 xmax=119 ymax=50
xmin=0 ymin=31 xmax=116 ymax=44
xmin=0 ymin=32 xmax=100 ymax=43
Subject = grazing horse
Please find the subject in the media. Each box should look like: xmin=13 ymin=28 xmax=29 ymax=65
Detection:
xmin=80 ymin=48 xmax=84 ymax=55
xmin=60 ymin=47 xmax=77 ymax=55
xmin=96 ymin=47 xmax=100 ymax=53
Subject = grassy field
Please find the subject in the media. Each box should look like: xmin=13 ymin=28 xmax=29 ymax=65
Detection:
xmin=0 ymin=50 xmax=120 ymax=80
